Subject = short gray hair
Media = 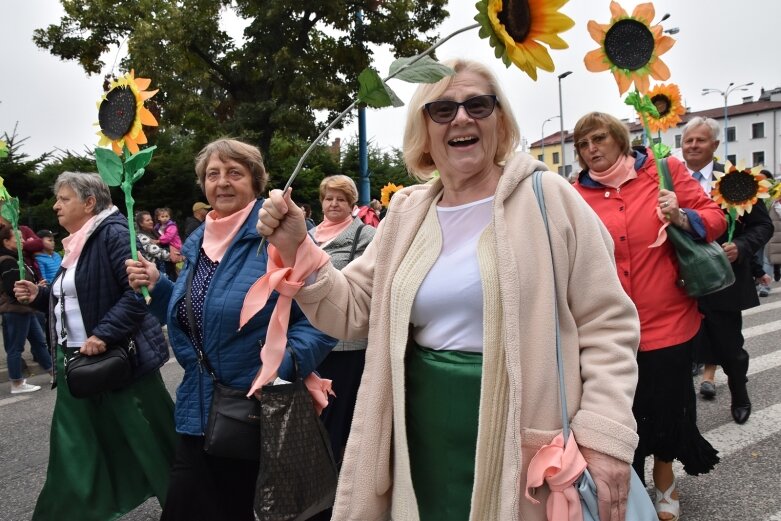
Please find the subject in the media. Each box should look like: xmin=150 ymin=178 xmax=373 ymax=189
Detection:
xmin=53 ymin=172 xmax=113 ymax=214
xmin=682 ymin=117 xmax=720 ymax=142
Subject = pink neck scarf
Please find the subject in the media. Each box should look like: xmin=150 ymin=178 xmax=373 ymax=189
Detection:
xmin=61 ymin=207 xmax=117 ymax=269
xmin=313 ymin=215 xmax=353 ymax=245
xmin=202 ymin=200 xmax=257 ymax=262
xmin=589 ymin=155 xmax=636 ymax=189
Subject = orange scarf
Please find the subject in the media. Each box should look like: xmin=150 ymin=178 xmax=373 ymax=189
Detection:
xmin=589 ymin=155 xmax=636 ymax=188
xmin=202 ymin=200 xmax=257 ymax=262
xmin=313 ymin=216 xmax=353 ymax=245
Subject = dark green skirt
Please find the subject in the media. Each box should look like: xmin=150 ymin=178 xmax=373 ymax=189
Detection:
xmin=406 ymin=344 xmax=482 ymax=521
xmin=32 ymin=346 xmax=177 ymax=521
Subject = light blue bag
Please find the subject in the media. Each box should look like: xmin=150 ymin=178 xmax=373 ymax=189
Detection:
xmin=532 ymin=171 xmax=658 ymax=521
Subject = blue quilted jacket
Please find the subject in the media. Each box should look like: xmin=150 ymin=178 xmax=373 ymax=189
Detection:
xmin=149 ymin=198 xmax=336 ymax=435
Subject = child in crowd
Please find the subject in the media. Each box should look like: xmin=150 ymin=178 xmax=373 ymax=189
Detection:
xmin=155 ymin=207 xmax=183 ymax=280
xmin=34 ymin=229 xmax=62 ymax=284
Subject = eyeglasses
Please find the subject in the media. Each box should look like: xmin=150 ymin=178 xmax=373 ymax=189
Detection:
xmin=424 ymin=95 xmax=498 ymax=124
xmin=575 ymin=132 xmax=610 ymax=151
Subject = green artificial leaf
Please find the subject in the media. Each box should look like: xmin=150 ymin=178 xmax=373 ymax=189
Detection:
xmin=388 ymin=56 xmax=455 ymax=84
xmin=124 ymin=146 xmax=157 ymax=183
xmin=651 ymin=142 xmax=671 ymax=160
xmin=357 ymin=68 xmax=404 ymax=108
xmin=624 ymin=90 xmax=659 ymax=117
xmin=0 ymin=197 xmax=20 ymax=227
xmin=95 ymin=148 xmax=124 ymax=187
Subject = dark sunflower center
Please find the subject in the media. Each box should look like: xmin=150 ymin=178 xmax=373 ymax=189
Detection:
xmin=498 ymin=0 xmax=532 ymax=43
xmin=720 ymin=171 xmax=759 ymax=204
xmin=651 ymin=94 xmax=671 ymax=117
xmin=604 ymin=19 xmax=655 ymax=71
xmin=98 ymin=86 xmax=137 ymax=140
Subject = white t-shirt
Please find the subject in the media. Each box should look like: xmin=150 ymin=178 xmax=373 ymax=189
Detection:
xmin=53 ymin=266 xmax=87 ymax=347
xmin=410 ymin=196 xmax=493 ymax=353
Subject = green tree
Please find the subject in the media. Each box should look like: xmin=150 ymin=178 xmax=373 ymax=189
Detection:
xmin=35 ymin=0 xmax=449 ymax=161
xmin=340 ymin=138 xmax=415 ymax=201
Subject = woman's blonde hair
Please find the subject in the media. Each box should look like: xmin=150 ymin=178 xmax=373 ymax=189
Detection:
xmin=194 ymin=138 xmax=268 ymax=196
xmin=403 ymin=59 xmax=520 ymax=181
xmin=319 ymin=175 xmax=358 ymax=207
xmin=573 ymin=112 xmax=632 ymax=170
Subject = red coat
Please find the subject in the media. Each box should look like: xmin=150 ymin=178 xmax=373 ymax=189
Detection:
xmin=574 ymin=149 xmax=727 ymax=351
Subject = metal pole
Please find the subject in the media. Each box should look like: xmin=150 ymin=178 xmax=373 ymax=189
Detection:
xmin=541 ymin=116 xmax=558 ymax=167
xmin=558 ymin=71 xmax=572 ymax=176
xmin=356 ymin=9 xmax=370 ymax=205
xmin=723 ymin=95 xmax=729 ymax=160
xmin=703 ymin=81 xmax=753 ymax=163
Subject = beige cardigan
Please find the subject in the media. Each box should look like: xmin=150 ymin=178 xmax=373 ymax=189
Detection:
xmin=296 ymin=152 xmax=641 ymax=521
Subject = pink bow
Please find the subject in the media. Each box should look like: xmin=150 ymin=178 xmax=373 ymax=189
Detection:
xmin=525 ymin=431 xmax=588 ymax=521
xmin=240 ymin=240 xmax=332 ymax=412
xmin=649 ymin=206 xmax=671 ymax=248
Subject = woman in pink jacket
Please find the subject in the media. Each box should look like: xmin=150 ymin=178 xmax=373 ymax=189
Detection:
xmin=573 ymin=112 xmax=725 ymax=521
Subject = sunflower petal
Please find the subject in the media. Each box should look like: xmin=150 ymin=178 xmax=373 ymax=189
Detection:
xmin=635 ymin=73 xmax=650 ymax=95
xmin=632 ymin=2 xmax=655 ymax=24
xmin=140 ymin=88 xmax=159 ymax=101
xmin=614 ymin=70 xmax=633 ymax=95
xmin=584 ymin=48 xmax=610 ymax=72
xmin=134 ymin=77 xmax=152 ymax=91
xmin=609 ymin=1 xmax=628 ymax=20
xmin=587 ymin=20 xmax=608 ymax=42
xmin=649 ymin=58 xmax=671 ymax=81
xmin=134 ymin=130 xmax=148 ymax=146
xmin=125 ymin=135 xmax=140 ymax=154
xmin=111 ymin=141 xmax=123 ymax=155
xmin=140 ymin=107 xmax=158 ymax=127
xmin=655 ymin=35 xmax=676 ymax=55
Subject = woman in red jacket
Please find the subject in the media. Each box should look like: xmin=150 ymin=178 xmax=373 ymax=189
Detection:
xmin=572 ymin=112 xmax=724 ymax=521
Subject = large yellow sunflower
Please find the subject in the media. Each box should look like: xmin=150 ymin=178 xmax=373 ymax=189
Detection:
xmin=475 ymin=0 xmax=575 ymax=80
xmin=380 ymin=182 xmax=403 ymax=208
xmin=712 ymin=163 xmax=771 ymax=217
xmin=643 ymin=82 xmax=685 ymax=132
xmin=584 ymin=1 xmax=675 ymax=95
xmin=97 ymin=70 xmax=158 ymax=155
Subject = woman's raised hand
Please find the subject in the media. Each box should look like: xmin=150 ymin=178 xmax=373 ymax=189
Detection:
xmin=125 ymin=254 xmax=160 ymax=292
xmin=258 ymin=188 xmax=307 ymax=265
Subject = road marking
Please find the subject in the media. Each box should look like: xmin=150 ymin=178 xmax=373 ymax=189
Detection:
xmin=645 ymin=403 xmax=781 ymax=483
xmin=767 ymin=511 xmax=781 ymax=521
xmin=710 ymin=349 xmax=781 ymax=386
xmin=743 ymin=300 xmax=781 ymax=317
xmin=744 ymin=320 xmax=781 ymax=339
xmin=0 ymin=395 xmax=32 ymax=407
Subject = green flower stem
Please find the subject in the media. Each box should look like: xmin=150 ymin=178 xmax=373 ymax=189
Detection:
xmin=257 ymin=22 xmax=480 ymax=253
xmin=14 ymin=228 xmax=25 ymax=281
xmin=120 ymin=155 xmax=151 ymax=304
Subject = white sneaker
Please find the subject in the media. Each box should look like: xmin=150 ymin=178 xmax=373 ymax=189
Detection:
xmin=11 ymin=381 xmax=41 ymax=394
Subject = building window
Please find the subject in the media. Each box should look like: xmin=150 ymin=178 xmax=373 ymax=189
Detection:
xmin=674 ymin=134 xmax=681 ymax=148
xmin=752 ymin=122 xmax=765 ymax=139
xmin=552 ymin=152 xmax=560 ymax=164
xmin=753 ymin=151 xmax=765 ymax=166
xmin=727 ymin=154 xmax=737 ymax=165
xmin=726 ymin=127 xmax=736 ymax=142
xmin=538 ymin=154 xmax=544 ymax=161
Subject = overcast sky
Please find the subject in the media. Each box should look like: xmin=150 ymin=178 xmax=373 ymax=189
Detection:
xmin=2 ymin=0 xmax=780 ymax=172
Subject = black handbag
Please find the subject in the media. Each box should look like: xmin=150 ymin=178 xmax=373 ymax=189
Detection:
xmin=657 ymin=158 xmax=735 ymax=298
xmin=254 ymin=347 xmax=338 ymax=521
xmin=58 ymin=274 xmax=134 ymax=398
xmin=184 ymin=266 xmax=261 ymax=461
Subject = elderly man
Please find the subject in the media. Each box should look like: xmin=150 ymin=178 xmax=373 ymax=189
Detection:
xmin=681 ymin=117 xmax=773 ymax=424
xmin=183 ymin=201 xmax=210 ymax=240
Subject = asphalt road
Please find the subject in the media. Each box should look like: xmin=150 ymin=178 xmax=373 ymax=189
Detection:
xmin=1 ymin=286 xmax=780 ymax=520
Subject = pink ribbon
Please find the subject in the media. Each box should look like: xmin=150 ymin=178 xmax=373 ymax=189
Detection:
xmin=649 ymin=207 xmax=671 ymax=248
xmin=525 ymin=432 xmax=588 ymax=521
xmin=239 ymin=240 xmax=332 ymax=412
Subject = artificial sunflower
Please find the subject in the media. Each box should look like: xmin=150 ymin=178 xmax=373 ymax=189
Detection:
xmin=712 ymin=164 xmax=771 ymax=217
xmin=475 ymin=0 xmax=575 ymax=80
xmin=97 ymin=70 xmax=158 ymax=155
xmin=584 ymin=1 xmax=675 ymax=95
xmin=643 ymin=82 xmax=685 ymax=133
xmin=380 ymin=182 xmax=403 ymax=208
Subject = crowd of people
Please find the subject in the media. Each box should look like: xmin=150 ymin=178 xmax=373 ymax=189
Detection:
xmin=1 ymin=57 xmax=779 ymax=521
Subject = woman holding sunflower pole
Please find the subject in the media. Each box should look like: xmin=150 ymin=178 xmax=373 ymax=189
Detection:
xmin=573 ymin=112 xmax=724 ymax=521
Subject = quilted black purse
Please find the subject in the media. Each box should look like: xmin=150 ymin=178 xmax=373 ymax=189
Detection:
xmin=254 ymin=347 xmax=338 ymax=521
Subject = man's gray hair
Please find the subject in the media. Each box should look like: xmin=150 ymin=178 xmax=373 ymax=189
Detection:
xmin=682 ymin=117 xmax=721 ymax=141
xmin=53 ymin=172 xmax=113 ymax=214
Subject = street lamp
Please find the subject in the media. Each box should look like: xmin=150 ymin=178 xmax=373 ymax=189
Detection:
xmin=558 ymin=71 xmax=572 ymax=176
xmin=541 ymin=116 xmax=559 ymax=163
xmin=702 ymin=81 xmax=754 ymax=160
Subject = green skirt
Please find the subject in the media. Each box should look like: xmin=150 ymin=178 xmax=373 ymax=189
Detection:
xmin=406 ymin=344 xmax=482 ymax=521
xmin=32 ymin=346 xmax=177 ymax=521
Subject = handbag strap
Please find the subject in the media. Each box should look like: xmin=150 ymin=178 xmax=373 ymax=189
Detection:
xmin=184 ymin=264 xmax=218 ymax=381
xmin=348 ymin=224 xmax=365 ymax=262
xmin=531 ymin=171 xmax=571 ymax=444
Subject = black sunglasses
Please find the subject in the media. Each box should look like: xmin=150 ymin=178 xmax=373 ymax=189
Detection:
xmin=424 ymin=95 xmax=498 ymax=124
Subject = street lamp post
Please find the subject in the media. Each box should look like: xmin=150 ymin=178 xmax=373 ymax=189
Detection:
xmin=702 ymin=81 xmax=754 ymax=161
xmin=541 ymin=116 xmax=559 ymax=165
xmin=558 ymin=71 xmax=573 ymax=176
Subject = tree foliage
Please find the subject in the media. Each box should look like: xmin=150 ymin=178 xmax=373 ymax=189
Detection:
xmin=34 ymin=0 xmax=449 ymax=160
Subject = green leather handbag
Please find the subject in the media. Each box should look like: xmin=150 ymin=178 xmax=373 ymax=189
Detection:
xmin=657 ymin=158 xmax=735 ymax=298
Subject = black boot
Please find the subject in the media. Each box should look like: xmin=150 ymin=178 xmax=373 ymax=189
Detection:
xmin=729 ymin=378 xmax=751 ymax=424
xmin=774 ymin=264 xmax=781 ymax=282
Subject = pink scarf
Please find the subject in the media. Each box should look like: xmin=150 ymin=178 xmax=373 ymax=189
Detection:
xmin=240 ymin=239 xmax=332 ymax=412
xmin=313 ymin=216 xmax=353 ymax=245
xmin=61 ymin=207 xmax=117 ymax=269
xmin=589 ymin=155 xmax=636 ymax=189
xmin=202 ymin=200 xmax=257 ymax=262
